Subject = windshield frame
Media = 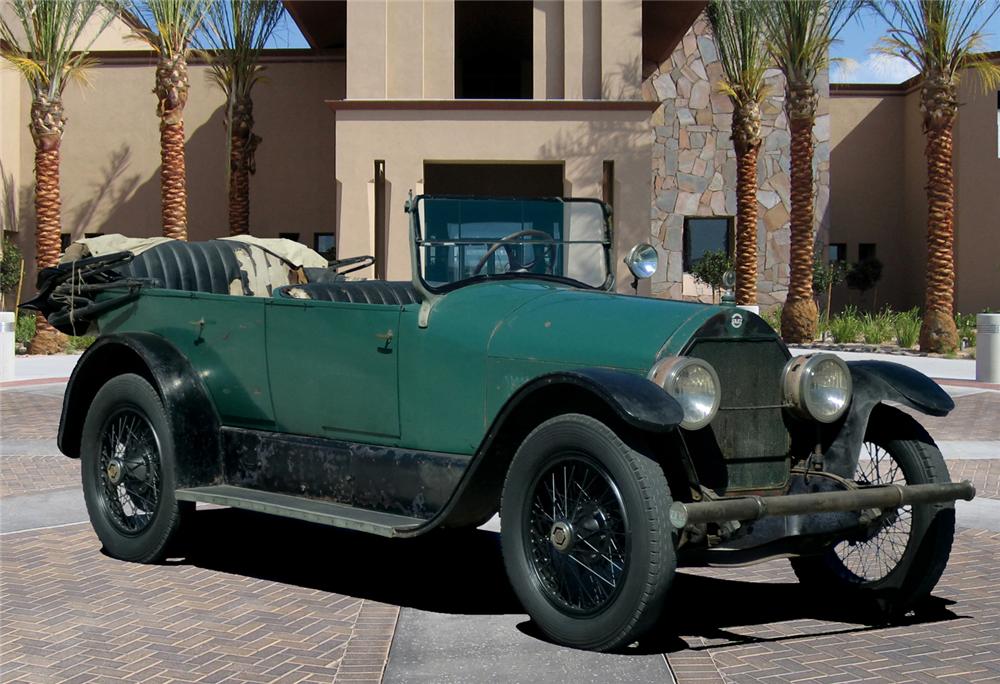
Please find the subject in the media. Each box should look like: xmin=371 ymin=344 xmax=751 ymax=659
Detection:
xmin=407 ymin=194 xmax=615 ymax=295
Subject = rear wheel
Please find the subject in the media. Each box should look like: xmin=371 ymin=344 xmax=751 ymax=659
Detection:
xmin=500 ymin=414 xmax=675 ymax=651
xmin=790 ymin=405 xmax=955 ymax=616
xmin=81 ymin=374 xmax=192 ymax=563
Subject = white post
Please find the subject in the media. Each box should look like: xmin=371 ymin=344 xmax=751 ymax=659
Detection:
xmin=0 ymin=311 xmax=15 ymax=381
xmin=976 ymin=313 xmax=1000 ymax=383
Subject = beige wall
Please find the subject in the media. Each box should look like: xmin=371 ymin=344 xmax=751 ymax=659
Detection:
xmin=334 ymin=107 xmax=653 ymax=292
xmin=830 ymin=67 xmax=997 ymax=314
xmin=5 ymin=56 xmax=344 ymax=292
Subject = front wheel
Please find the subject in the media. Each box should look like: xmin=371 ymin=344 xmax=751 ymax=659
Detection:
xmin=790 ymin=404 xmax=955 ymax=617
xmin=81 ymin=373 xmax=192 ymax=563
xmin=500 ymin=414 xmax=675 ymax=651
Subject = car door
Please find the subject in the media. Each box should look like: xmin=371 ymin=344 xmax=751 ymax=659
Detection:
xmin=266 ymin=298 xmax=401 ymax=440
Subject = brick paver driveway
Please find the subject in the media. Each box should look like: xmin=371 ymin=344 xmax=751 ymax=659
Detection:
xmin=2 ymin=382 xmax=998 ymax=683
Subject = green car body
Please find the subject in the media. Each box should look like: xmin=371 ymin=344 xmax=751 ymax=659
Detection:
xmin=32 ymin=195 xmax=974 ymax=651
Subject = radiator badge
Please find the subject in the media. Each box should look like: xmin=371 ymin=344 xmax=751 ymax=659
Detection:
xmin=730 ymin=312 xmax=744 ymax=329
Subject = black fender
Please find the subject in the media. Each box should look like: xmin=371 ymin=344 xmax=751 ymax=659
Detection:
xmin=58 ymin=332 xmax=222 ymax=489
xmin=414 ymin=368 xmax=684 ymax=532
xmin=822 ymin=360 xmax=954 ymax=479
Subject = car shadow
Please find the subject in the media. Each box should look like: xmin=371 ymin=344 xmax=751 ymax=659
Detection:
xmin=178 ymin=508 xmax=965 ymax=653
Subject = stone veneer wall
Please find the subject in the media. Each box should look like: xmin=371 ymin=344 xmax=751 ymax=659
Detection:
xmin=643 ymin=13 xmax=830 ymax=307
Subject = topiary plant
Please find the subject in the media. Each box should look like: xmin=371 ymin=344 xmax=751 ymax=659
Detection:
xmin=690 ymin=249 xmax=733 ymax=303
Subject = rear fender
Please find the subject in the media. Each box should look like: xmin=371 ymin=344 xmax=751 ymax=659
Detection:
xmin=58 ymin=333 xmax=222 ymax=489
xmin=822 ymin=361 xmax=954 ymax=479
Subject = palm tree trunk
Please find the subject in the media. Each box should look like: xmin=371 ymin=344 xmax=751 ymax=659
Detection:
xmin=156 ymin=54 xmax=190 ymax=241
xmin=27 ymin=96 xmax=64 ymax=354
xmin=919 ymin=121 xmax=959 ymax=352
xmin=228 ymin=130 xmax=249 ymax=235
xmin=735 ymin=143 xmax=760 ymax=305
xmin=780 ymin=86 xmax=819 ymax=343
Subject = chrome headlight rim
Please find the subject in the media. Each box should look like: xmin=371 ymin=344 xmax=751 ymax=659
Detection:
xmin=782 ymin=352 xmax=853 ymax=423
xmin=648 ymin=356 xmax=721 ymax=430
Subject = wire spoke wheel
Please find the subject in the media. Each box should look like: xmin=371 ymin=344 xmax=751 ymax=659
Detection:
xmin=524 ymin=454 xmax=630 ymax=615
xmin=97 ymin=408 xmax=162 ymax=535
xmin=833 ymin=441 xmax=913 ymax=583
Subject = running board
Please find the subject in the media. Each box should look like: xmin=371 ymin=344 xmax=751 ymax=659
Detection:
xmin=175 ymin=485 xmax=426 ymax=537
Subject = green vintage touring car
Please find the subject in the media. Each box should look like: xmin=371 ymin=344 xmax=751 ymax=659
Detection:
xmin=28 ymin=195 xmax=974 ymax=651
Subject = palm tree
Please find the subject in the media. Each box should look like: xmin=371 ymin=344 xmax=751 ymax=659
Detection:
xmin=707 ymin=0 xmax=770 ymax=306
xmin=0 ymin=1 xmax=115 ymax=354
xmin=872 ymin=0 xmax=1000 ymax=353
xmin=762 ymin=0 xmax=859 ymax=343
xmin=125 ymin=0 xmax=211 ymax=241
xmin=201 ymin=0 xmax=285 ymax=236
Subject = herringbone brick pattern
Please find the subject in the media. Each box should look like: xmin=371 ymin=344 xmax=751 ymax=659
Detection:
xmin=0 ymin=524 xmax=398 ymax=683
xmin=901 ymin=392 xmax=1000 ymax=442
xmin=947 ymin=460 xmax=1000 ymax=500
xmin=0 ymin=389 xmax=63 ymax=440
xmin=667 ymin=529 xmax=1000 ymax=683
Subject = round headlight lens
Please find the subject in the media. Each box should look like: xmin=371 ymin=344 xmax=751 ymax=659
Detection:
xmin=625 ymin=243 xmax=658 ymax=280
xmin=648 ymin=357 xmax=721 ymax=430
xmin=783 ymin=353 xmax=852 ymax=423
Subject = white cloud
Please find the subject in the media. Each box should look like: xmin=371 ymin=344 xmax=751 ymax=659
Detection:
xmin=830 ymin=54 xmax=919 ymax=84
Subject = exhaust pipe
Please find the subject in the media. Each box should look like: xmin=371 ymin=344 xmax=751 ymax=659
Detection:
xmin=669 ymin=481 xmax=976 ymax=529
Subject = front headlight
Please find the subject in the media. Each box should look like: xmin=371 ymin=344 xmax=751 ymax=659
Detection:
xmin=782 ymin=353 xmax=852 ymax=423
xmin=648 ymin=357 xmax=721 ymax=430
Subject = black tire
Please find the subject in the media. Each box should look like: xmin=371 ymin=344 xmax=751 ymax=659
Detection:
xmin=81 ymin=373 xmax=192 ymax=563
xmin=790 ymin=404 xmax=955 ymax=616
xmin=500 ymin=414 xmax=675 ymax=651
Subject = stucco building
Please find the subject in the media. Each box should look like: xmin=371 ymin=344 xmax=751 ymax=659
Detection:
xmin=3 ymin=0 xmax=824 ymax=304
xmin=828 ymin=57 xmax=1000 ymax=315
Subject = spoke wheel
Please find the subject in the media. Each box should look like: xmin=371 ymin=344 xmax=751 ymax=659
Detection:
xmin=97 ymin=408 xmax=162 ymax=535
xmin=501 ymin=414 xmax=675 ymax=652
xmin=790 ymin=405 xmax=955 ymax=617
xmin=525 ymin=455 xmax=630 ymax=615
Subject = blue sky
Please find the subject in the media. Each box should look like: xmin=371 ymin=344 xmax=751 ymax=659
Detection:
xmin=265 ymin=3 xmax=1000 ymax=85
xmin=829 ymin=4 xmax=1000 ymax=84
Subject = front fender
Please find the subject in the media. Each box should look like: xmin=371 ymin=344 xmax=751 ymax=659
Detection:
xmin=822 ymin=360 xmax=953 ymax=479
xmin=58 ymin=332 xmax=222 ymax=488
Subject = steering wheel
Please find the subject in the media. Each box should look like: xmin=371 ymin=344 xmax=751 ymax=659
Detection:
xmin=472 ymin=230 xmax=557 ymax=276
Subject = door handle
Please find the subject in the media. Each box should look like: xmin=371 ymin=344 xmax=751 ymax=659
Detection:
xmin=376 ymin=329 xmax=393 ymax=354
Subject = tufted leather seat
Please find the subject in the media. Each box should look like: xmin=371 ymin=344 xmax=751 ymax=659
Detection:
xmin=276 ymin=281 xmax=421 ymax=306
xmin=116 ymin=240 xmax=252 ymax=295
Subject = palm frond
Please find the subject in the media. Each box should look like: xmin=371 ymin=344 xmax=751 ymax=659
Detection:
xmin=198 ymin=0 xmax=285 ymax=102
xmin=124 ymin=0 xmax=212 ymax=60
xmin=762 ymin=0 xmax=864 ymax=88
xmin=707 ymin=0 xmax=771 ymax=106
xmin=0 ymin=0 xmax=118 ymax=98
xmin=872 ymin=0 xmax=1000 ymax=89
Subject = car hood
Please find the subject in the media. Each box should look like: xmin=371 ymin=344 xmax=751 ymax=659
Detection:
xmin=486 ymin=287 xmax=720 ymax=373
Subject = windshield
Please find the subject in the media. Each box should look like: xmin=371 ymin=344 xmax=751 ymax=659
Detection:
xmin=411 ymin=196 xmax=612 ymax=292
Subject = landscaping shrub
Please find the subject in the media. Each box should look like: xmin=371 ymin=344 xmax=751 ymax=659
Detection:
xmin=861 ymin=309 xmax=894 ymax=344
xmin=894 ymin=308 xmax=921 ymax=348
xmin=829 ymin=306 xmax=862 ymax=343
xmin=65 ymin=335 xmax=96 ymax=352
xmin=761 ymin=305 xmax=782 ymax=332
xmin=15 ymin=312 xmax=35 ymax=347
xmin=956 ymin=312 xmax=977 ymax=348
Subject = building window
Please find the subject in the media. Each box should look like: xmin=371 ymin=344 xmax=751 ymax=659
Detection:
xmin=683 ymin=217 xmax=733 ymax=272
xmin=60 ymin=234 xmax=71 ymax=252
xmin=278 ymin=232 xmax=300 ymax=243
xmin=313 ymin=233 xmax=336 ymax=260
xmin=859 ymin=243 xmax=877 ymax=261
xmin=455 ymin=1 xmax=532 ymax=99
xmin=828 ymin=243 xmax=847 ymax=262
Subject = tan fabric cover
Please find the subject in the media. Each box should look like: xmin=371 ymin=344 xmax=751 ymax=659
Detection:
xmin=219 ymin=236 xmax=328 ymax=269
xmin=59 ymin=234 xmax=175 ymax=264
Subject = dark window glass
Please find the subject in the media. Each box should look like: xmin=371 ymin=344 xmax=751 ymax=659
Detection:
xmin=859 ymin=243 xmax=877 ymax=261
xmin=683 ymin=217 xmax=733 ymax=272
xmin=828 ymin=243 xmax=847 ymax=262
xmin=313 ymin=233 xmax=336 ymax=260
xmin=278 ymin=232 xmax=300 ymax=243
xmin=60 ymin=234 xmax=71 ymax=252
xmin=455 ymin=1 xmax=532 ymax=99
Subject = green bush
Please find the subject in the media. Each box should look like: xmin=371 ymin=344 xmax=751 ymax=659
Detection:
xmin=690 ymin=249 xmax=733 ymax=302
xmin=829 ymin=306 xmax=862 ymax=343
xmin=893 ymin=308 xmax=921 ymax=348
xmin=65 ymin=335 xmax=96 ymax=352
xmin=956 ymin=312 xmax=977 ymax=347
xmin=761 ymin=305 xmax=782 ymax=332
xmin=861 ymin=310 xmax=894 ymax=345
xmin=15 ymin=312 xmax=35 ymax=346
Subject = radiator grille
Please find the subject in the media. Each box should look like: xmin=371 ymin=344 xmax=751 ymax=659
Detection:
xmin=685 ymin=339 xmax=792 ymax=492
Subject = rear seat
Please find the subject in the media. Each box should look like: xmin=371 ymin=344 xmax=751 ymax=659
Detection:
xmin=275 ymin=281 xmax=420 ymax=306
